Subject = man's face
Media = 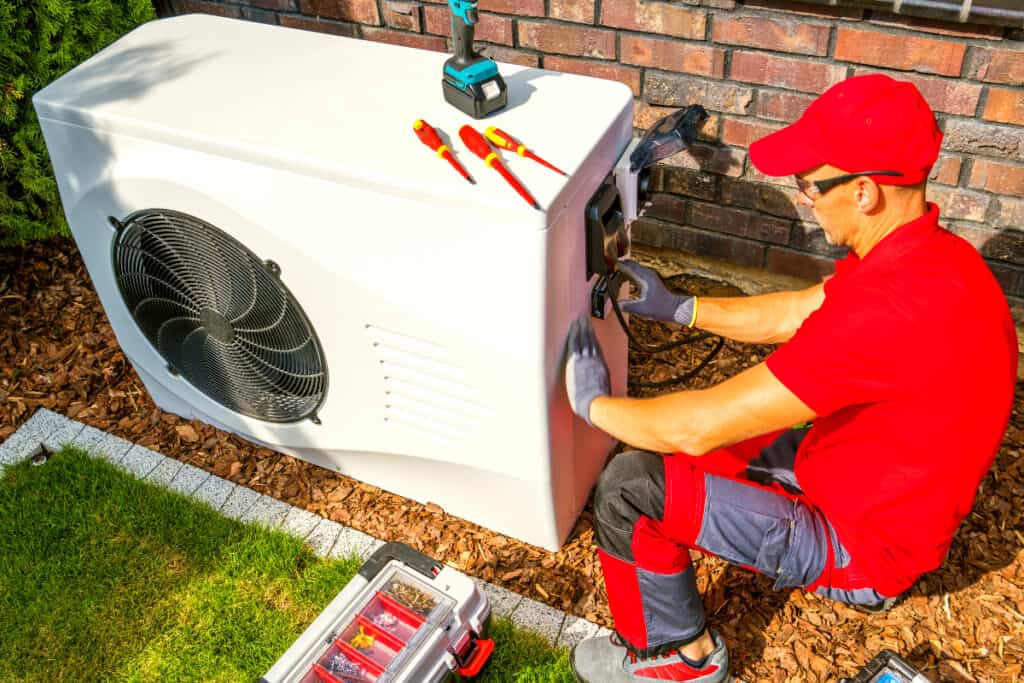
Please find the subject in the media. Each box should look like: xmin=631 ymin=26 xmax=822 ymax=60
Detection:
xmin=794 ymin=165 xmax=853 ymax=247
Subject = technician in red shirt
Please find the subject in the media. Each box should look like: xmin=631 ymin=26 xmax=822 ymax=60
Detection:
xmin=566 ymin=74 xmax=1018 ymax=683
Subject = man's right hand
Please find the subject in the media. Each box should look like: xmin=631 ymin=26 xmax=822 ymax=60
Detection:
xmin=616 ymin=260 xmax=697 ymax=326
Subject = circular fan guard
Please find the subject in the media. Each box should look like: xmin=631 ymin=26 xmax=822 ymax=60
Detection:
xmin=112 ymin=209 xmax=327 ymax=423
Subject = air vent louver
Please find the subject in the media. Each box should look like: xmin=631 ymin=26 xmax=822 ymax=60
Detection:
xmin=112 ymin=209 xmax=327 ymax=423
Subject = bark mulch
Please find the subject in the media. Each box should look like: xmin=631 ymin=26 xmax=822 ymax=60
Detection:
xmin=2 ymin=238 xmax=1022 ymax=682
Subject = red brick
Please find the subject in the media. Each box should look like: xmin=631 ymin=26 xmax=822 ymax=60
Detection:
xmin=479 ymin=0 xmax=543 ymax=16
xmin=721 ymin=118 xmax=783 ymax=149
xmin=969 ymin=47 xmax=1024 ymax=86
xmin=926 ymin=186 xmax=991 ymax=222
xmin=423 ymin=6 xmax=511 ymax=44
xmin=992 ymin=196 xmax=1024 ymax=230
xmin=765 ymin=246 xmax=836 ymax=282
xmin=690 ymin=201 xmax=792 ymax=244
xmin=851 ymin=68 xmax=981 ymax=117
xmin=756 ymin=89 xmax=815 ymax=123
xmin=544 ymin=56 xmax=640 ymax=96
xmin=969 ymin=159 xmax=1024 ymax=198
xmin=742 ymin=0 xmax=862 ymax=19
xmin=730 ymin=51 xmax=845 ymax=93
xmin=634 ymin=101 xmax=719 ymax=141
xmin=631 ymin=218 xmax=767 ymax=268
xmin=517 ymin=21 xmax=615 ymax=59
xmin=621 ymin=35 xmax=725 ymax=78
xmin=479 ymin=45 xmax=539 ymax=67
xmin=661 ymin=142 xmax=745 ymax=177
xmin=362 ymin=27 xmax=446 ymax=51
xmin=176 ymin=1 xmax=240 ymax=17
xmin=929 ymin=155 xmax=962 ymax=186
xmin=834 ymin=28 xmax=965 ymax=77
xmin=984 ymin=88 xmax=1024 ymax=126
xmin=299 ymin=0 xmax=380 ymax=25
xmin=642 ymin=193 xmax=688 ymax=223
xmin=249 ymin=0 xmax=294 ymax=10
xmin=383 ymin=2 xmax=421 ymax=32
xmin=644 ymin=73 xmax=753 ymax=114
xmin=868 ymin=12 xmax=1003 ymax=41
xmin=279 ymin=14 xmax=358 ymax=37
xmin=600 ymin=0 xmax=706 ymax=40
xmin=712 ymin=15 xmax=829 ymax=57
xmin=549 ymin=0 xmax=595 ymax=24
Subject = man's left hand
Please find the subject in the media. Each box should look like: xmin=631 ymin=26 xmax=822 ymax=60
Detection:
xmin=565 ymin=315 xmax=610 ymax=426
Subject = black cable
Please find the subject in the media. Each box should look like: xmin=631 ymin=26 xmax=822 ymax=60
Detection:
xmin=607 ymin=270 xmax=725 ymax=389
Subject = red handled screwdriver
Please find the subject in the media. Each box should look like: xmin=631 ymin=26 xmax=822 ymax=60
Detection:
xmin=413 ymin=119 xmax=474 ymax=184
xmin=484 ymin=126 xmax=567 ymax=176
xmin=459 ymin=125 xmax=539 ymax=210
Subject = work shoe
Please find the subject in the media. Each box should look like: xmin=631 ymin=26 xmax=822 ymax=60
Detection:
xmin=571 ymin=630 xmax=730 ymax=682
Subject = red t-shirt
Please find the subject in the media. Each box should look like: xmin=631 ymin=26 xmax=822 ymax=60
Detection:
xmin=766 ymin=203 xmax=1018 ymax=597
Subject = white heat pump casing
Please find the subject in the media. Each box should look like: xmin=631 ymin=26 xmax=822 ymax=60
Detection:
xmin=34 ymin=14 xmax=634 ymax=551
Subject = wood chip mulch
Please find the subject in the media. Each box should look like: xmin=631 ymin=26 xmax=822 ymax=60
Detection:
xmin=2 ymin=239 xmax=1022 ymax=682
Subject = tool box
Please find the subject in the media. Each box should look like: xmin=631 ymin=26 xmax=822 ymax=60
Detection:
xmin=841 ymin=650 xmax=932 ymax=683
xmin=262 ymin=543 xmax=493 ymax=683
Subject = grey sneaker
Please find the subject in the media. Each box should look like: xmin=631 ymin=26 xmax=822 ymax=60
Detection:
xmin=571 ymin=630 xmax=730 ymax=683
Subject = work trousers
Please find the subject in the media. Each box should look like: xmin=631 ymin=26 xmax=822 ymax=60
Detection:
xmin=594 ymin=428 xmax=889 ymax=658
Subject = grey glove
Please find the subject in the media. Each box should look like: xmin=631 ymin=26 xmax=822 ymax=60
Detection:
xmin=616 ymin=259 xmax=696 ymax=326
xmin=565 ymin=315 xmax=610 ymax=426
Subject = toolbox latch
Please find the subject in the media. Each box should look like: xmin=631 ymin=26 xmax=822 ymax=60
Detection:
xmin=455 ymin=637 xmax=495 ymax=677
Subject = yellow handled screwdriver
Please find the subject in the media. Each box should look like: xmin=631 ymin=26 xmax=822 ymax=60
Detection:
xmin=484 ymin=126 xmax=567 ymax=176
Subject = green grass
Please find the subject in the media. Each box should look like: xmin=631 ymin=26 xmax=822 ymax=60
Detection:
xmin=0 ymin=448 xmax=573 ymax=682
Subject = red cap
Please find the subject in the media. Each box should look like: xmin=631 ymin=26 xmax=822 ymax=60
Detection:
xmin=749 ymin=74 xmax=942 ymax=186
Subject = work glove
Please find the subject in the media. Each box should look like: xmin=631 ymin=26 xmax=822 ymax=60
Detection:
xmin=565 ymin=315 xmax=610 ymax=427
xmin=616 ymin=259 xmax=697 ymax=327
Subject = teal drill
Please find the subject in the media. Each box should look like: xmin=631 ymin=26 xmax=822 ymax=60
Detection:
xmin=442 ymin=0 xmax=507 ymax=118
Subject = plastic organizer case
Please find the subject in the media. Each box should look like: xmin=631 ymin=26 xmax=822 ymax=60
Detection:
xmin=262 ymin=543 xmax=493 ymax=683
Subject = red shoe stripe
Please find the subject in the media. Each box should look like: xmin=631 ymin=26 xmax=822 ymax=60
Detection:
xmin=635 ymin=660 xmax=719 ymax=680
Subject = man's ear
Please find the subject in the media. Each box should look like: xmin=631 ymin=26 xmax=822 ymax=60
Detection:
xmin=853 ymin=176 xmax=881 ymax=213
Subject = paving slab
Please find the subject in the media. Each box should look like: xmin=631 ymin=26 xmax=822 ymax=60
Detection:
xmin=330 ymin=526 xmax=383 ymax=561
xmin=305 ymin=519 xmax=344 ymax=557
xmin=192 ymin=475 xmax=237 ymax=512
xmin=238 ymin=494 xmax=291 ymax=529
xmin=120 ymin=445 xmax=165 ymax=479
xmin=281 ymin=507 xmax=323 ymax=540
xmin=511 ymin=596 xmax=566 ymax=645
xmin=143 ymin=453 xmax=185 ymax=487
xmin=1 ymin=408 xmax=80 ymax=466
xmin=74 ymin=425 xmax=134 ymax=466
xmin=166 ymin=463 xmax=212 ymax=496
xmin=557 ymin=615 xmax=602 ymax=649
xmin=474 ymin=579 xmax=523 ymax=619
xmin=220 ymin=484 xmax=261 ymax=520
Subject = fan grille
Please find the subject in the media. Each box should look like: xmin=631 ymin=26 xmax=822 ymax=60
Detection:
xmin=112 ymin=209 xmax=327 ymax=423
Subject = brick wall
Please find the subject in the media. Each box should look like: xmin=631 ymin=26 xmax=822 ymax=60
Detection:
xmin=166 ymin=0 xmax=1024 ymax=305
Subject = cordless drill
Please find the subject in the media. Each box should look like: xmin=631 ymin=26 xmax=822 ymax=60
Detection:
xmin=442 ymin=0 xmax=507 ymax=118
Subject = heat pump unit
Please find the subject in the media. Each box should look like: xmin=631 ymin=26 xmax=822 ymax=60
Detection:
xmin=35 ymin=14 xmax=639 ymax=550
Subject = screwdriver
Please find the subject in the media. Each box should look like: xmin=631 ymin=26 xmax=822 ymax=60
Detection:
xmin=459 ymin=125 xmax=540 ymax=210
xmin=484 ymin=126 xmax=567 ymax=176
xmin=413 ymin=119 xmax=474 ymax=183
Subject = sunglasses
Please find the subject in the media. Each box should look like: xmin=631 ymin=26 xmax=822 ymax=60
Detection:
xmin=795 ymin=170 xmax=904 ymax=200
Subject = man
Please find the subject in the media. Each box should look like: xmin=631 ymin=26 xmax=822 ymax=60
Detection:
xmin=565 ymin=74 xmax=1018 ymax=683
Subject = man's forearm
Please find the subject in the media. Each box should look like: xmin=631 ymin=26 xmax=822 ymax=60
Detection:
xmin=694 ymin=285 xmax=825 ymax=344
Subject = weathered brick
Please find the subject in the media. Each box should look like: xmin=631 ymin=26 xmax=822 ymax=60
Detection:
xmin=834 ymin=28 xmax=966 ymax=77
xmin=241 ymin=7 xmax=278 ymax=23
xmin=984 ymin=88 xmax=1024 ymax=127
xmin=362 ymin=27 xmax=446 ymax=51
xmin=720 ymin=177 xmax=803 ymax=220
xmin=549 ymin=0 xmax=595 ymax=24
xmin=948 ymin=222 xmax=1024 ymax=266
xmin=383 ymin=2 xmax=420 ymax=32
xmin=423 ymin=7 xmax=511 ymax=44
xmin=177 ymin=0 xmax=241 ymax=17
xmin=721 ymin=118 xmax=782 ymax=149
xmin=790 ymin=223 xmax=850 ymax=259
xmin=642 ymin=193 xmax=688 ymax=223
xmin=927 ymin=186 xmax=991 ymax=222
xmin=745 ymin=164 xmax=801 ymax=189
xmin=868 ymin=12 xmax=1004 ymax=41
xmin=765 ymin=246 xmax=836 ymax=282
xmin=852 ymin=68 xmax=981 ymax=116
xmin=712 ymin=15 xmax=829 ymax=57
xmin=543 ymin=56 xmax=640 ymax=95
xmin=249 ymin=0 xmax=295 ymax=9
xmin=423 ymin=4 xmax=447 ymax=34
xmin=479 ymin=45 xmax=539 ymax=67
xmin=988 ymin=262 xmax=1024 ymax=298
xmin=479 ymin=0 xmax=543 ymax=16
xmin=644 ymin=72 xmax=753 ymax=114
xmin=621 ymin=35 xmax=725 ymax=78
xmin=652 ymin=165 xmax=719 ymax=201
xmin=631 ymin=218 xmax=766 ymax=267
xmin=929 ymin=155 xmax=962 ymax=186
xmin=730 ymin=51 xmax=846 ymax=94
xmin=660 ymin=142 xmax=745 ymax=177
xmin=601 ymin=0 xmax=707 ymax=40
xmin=968 ymin=47 xmax=1024 ymax=86
xmin=968 ymin=159 xmax=1024 ymax=198
xmin=517 ymin=21 xmax=615 ymax=59
xmin=632 ymin=102 xmax=718 ymax=140
xmin=742 ymin=0 xmax=862 ymax=19
xmin=756 ymin=89 xmax=815 ymax=123
xmin=690 ymin=201 xmax=792 ymax=244
xmin=991 ymin=196 xmax=1024 ymax=230
xmin=299 ymin=0 xmax=380 ymax=24
xmin=942 ymin=119 xmax=1023 ymax=162
xmin=279 ymin=14 xmax=359 ymax=36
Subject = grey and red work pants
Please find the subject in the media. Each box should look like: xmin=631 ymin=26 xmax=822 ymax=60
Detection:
xmin=595 ymin=427 xmax=889 ymax=658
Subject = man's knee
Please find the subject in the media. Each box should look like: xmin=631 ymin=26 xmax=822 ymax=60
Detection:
xmin=594 ymin=450 xmax=666 ymax=555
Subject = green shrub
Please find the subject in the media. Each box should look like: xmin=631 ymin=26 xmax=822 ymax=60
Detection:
xmin=0 ymin=0 xmax=155 ymax=247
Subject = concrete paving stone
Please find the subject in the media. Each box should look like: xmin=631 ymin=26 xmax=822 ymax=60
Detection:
xmin=75 ymin=425 xmax=134 ymax=466
xmin=557 ymin=615 xmax=602 ymax=649
xmin=192 ymin=475 xmax=237 ymax=512
xmin=329 ymin=526 xmax=383 ymax=561
xmin=304 ymin=519 xmax=344 ymax=557
xmin=0 ymin=409 xmax=62 ymax=466
xmin=143 ymin=455 xmax=185 ymax=488
xmin=238 ymin=494 xmax=291 ymax=529
xmin=280 ymin=507 xmax=323 ymax=540
xmin=594 ymin=626 xmax=613 ymax=640
xmin=474 ymin=579 xmax=523 ymax=619
xmin=220 ymin=485 xmax=261 ymax=520
xmin=510 ymin=596 xmax=565 ymax=645
xmin=166 ymin=463 xmax=212 ymax=496
xmin=38 ymin=411 xmax=85 ymax=453
xmin=120 ymin=444 xmax=165 ymax=479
